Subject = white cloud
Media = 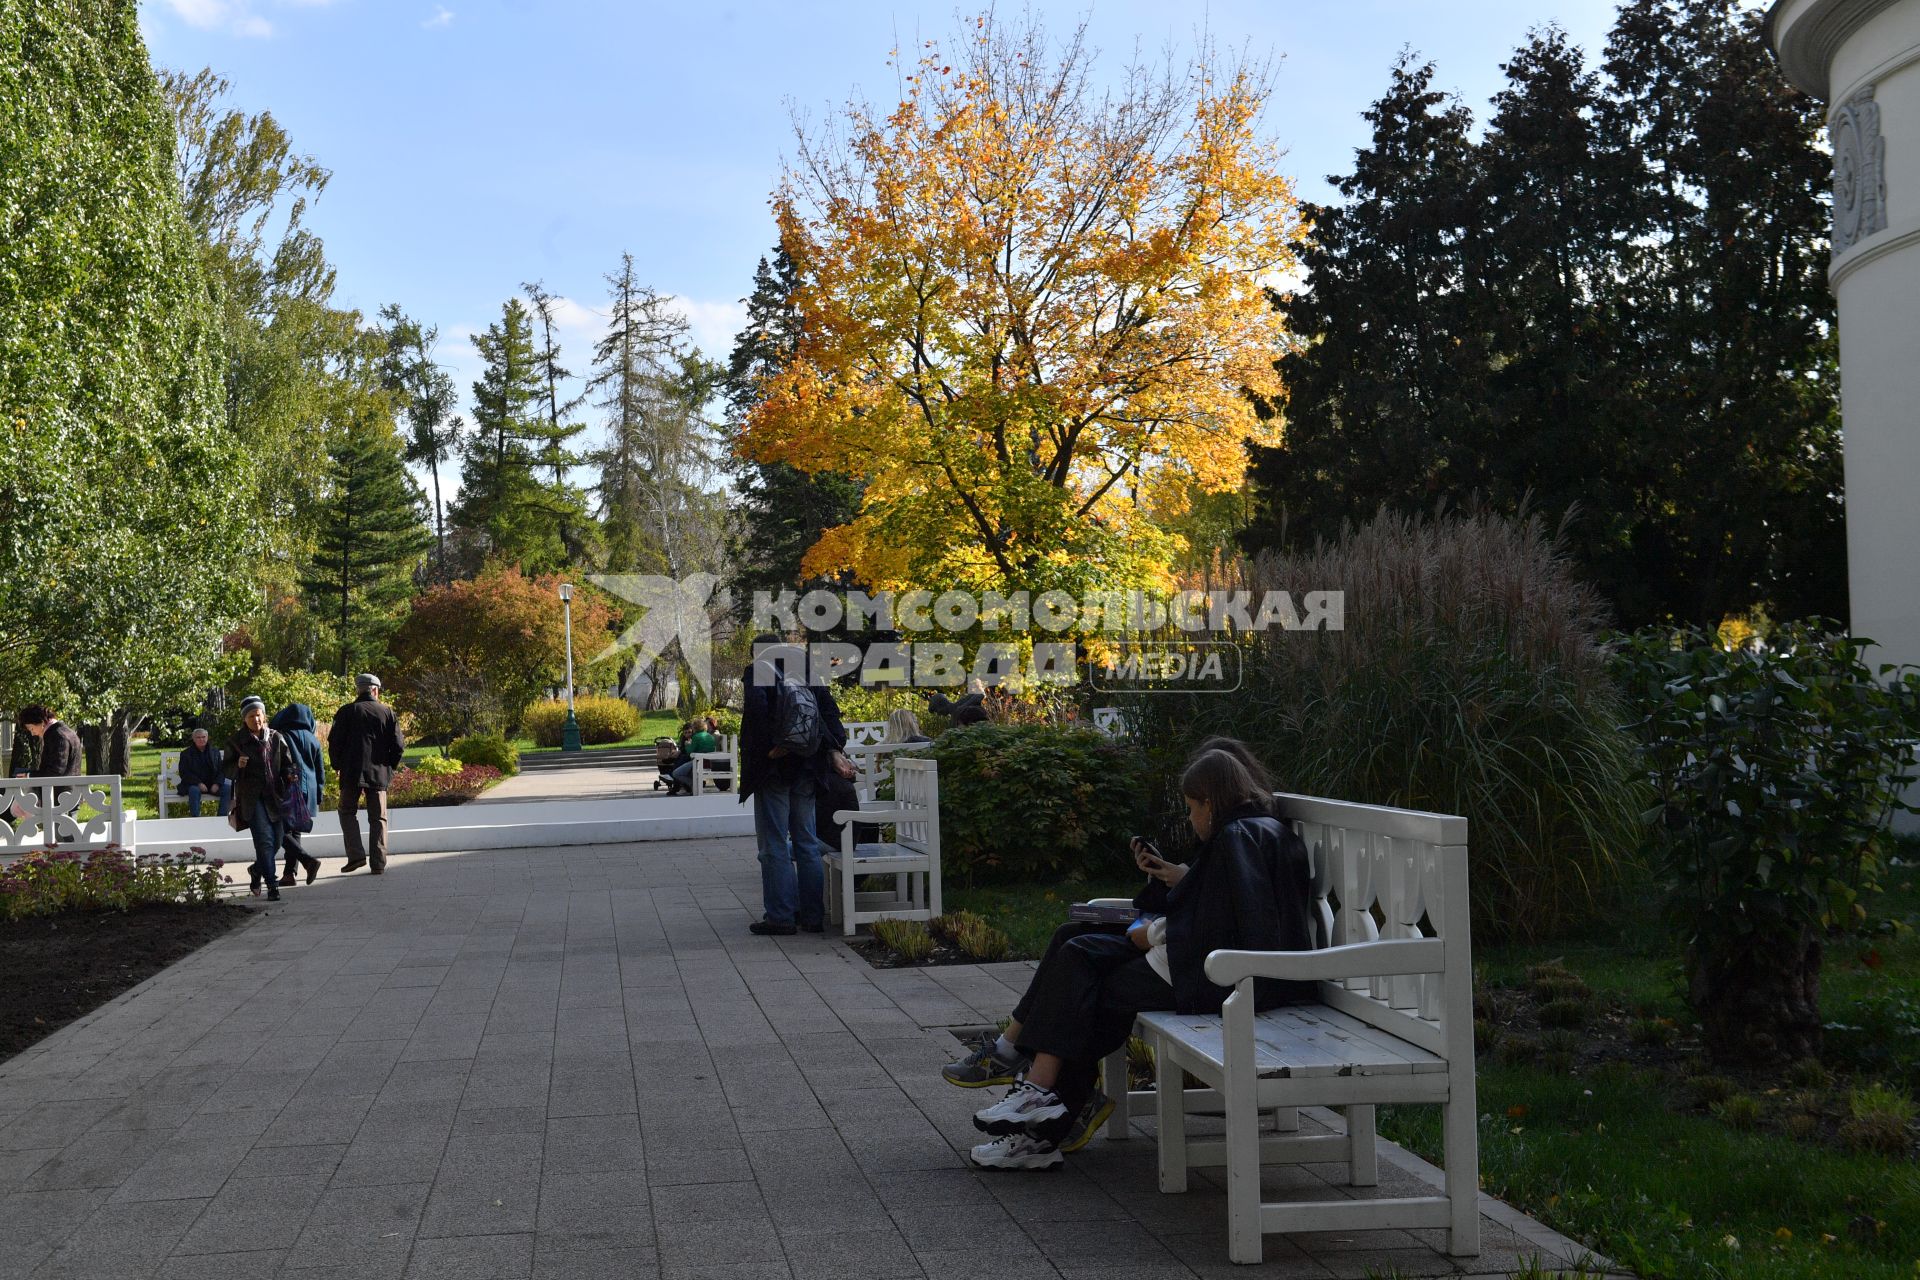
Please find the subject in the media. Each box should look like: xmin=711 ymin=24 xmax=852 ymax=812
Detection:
xmin=669 ymin=296 xmax=748 ymax=362
xmin=422 ymin=4 xmax=453 ymax=29
xmin=156 ymin=0 xmax=348 ymax=38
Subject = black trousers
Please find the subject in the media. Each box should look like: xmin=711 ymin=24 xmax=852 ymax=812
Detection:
xmin=1012 ymin=927 xmax=1177 ymax=1140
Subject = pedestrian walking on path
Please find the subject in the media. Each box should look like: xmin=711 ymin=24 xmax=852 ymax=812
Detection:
xmin=329 ymin=673 xmax=404 ymax=875
xmin=224 ymin=696 xmax=296 ymax=900
xmin=272 ymin=702 xmax=325 ymax=886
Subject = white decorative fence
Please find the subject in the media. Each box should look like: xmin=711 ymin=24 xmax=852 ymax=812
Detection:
xmin=0 ymin=775 xmax=133 ymax=854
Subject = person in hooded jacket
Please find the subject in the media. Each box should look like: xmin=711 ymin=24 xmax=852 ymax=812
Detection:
xmin=271 ymin=703 xmax=326 ymax=887
xmin=966 ymin=747 xmax=1315 ymax=1171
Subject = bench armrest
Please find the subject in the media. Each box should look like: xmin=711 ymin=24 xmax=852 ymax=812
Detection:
xmin=1204 ymin=937 xmax=1446 ymax=987
xmin=831 ymin=802 xmax=905 ymax=824
xmin=1086 ymin=898 xmax=1134 ymax=909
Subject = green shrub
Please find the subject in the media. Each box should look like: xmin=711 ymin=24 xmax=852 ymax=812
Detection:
xmin=387 ymin=764 xmax=500 ymax=808
xmin=1787 ymin=1058 xmax=1834 ymax=1090
xmin=1840 ymin=1084 xmax=1916 ymax=1155
xmin=833 ymin=685 xmax=935 ymax=727
xmin=1538 ymin=998 xmax=1590 ymax=1029
xmin=521 ymin=696 xmax=639 ymax=746
xmin=1615 ymin=621 xmax=1920 ymax=1065
xmin=449 ymin=733 xmax=520 ymax=777
xmin=947 ymin=914 xmax=1013 ymax=962
xmin=1688 ymin=1074 xmax=1737 ymax=1107
xmin=1497 ymin=1035 xmax=1539 ymax=1066
xmin=924 ymin=723 xmax=1148 ymax=884
xmin=871 ymin=918 xmax=935 ymax=963
xmin=1712 ymin=1093 xmax=1764 ymax=1131
xmin=1128 ymin=508 xmax=1647 ymax=942
xmin=411 ymin=753 xmax=461 ymax=778
xmin=1538 ymin=1028 xmax=1582 ymax=1074
xmin=0 ymin=846 xmax=225 ymax=920
xmin=1629 ymin=1017 xmax=1676 ymax=1048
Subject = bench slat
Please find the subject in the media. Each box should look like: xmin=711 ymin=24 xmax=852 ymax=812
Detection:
xmin=1140 ymin=1004 xmax=1446 ymax=1080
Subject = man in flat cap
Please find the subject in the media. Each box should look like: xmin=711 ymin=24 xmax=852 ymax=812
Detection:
xmin=328 ymin=673 xmax=405 ymax=874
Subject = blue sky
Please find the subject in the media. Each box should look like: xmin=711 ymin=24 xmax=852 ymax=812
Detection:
xmin=139 ymin=0 xmax=1627 ymax=431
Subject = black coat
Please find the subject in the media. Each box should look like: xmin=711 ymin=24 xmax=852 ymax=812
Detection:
xmin=178 ymin=743 xmax=223 ymax=790
xmin=31 ymin=722 xmax=83 ymax=778
xmin=328 ymin=695 xmax=404 ymax=790
xmin=1134 ymin=803 xmax=1317 ymax=1015
xmin=739 ymin=660 xmax=806 ymax=801
xmin=223 ymin=726 xmax=295 ymax=821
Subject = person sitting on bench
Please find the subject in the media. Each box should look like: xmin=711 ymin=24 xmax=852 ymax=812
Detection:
xmin=963 ymin=746 xmax=1314 ymax=1171
xmin=178 ymin=727 xmax=231 ymax=817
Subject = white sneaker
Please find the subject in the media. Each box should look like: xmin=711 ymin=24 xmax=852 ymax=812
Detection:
xmin=970 ymin=1132 xmax=1064 ymax=1171
xmin=972 ymin=1079 xmax=1068 ymax=1134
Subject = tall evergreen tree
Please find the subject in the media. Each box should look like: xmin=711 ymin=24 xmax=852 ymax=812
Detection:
xmin=724 ymin=248 xmax=862 ymax=594
xmin=590 ymin=254 xmax=727 ymax=577
xmin=298 ymin=422 xmax=433 ymax=676
xmin=1602 ymin=0 xmax=1844 ymax=623
xmin=453 ymin=297 xmax=552 ymax=566
xmin=378 ymin=303 xmax=460 ymax=579
xmin=523 ymin=280 xmax=592 ymax=565
xmin=1243 ymin=57 xmax=1486 ymax=552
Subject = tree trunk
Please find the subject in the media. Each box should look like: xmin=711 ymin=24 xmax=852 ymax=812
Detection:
xmin=1688 ymin=928 xmax=1824 ymax=1067
xmin=108 ymin=709 xmax=132 ymax=779
xmin=79 ymin=722 xmax=106 ymax=776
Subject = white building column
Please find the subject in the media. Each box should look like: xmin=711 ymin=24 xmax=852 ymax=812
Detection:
xmin=1770 ymin=0 xmax=1920 ymax=666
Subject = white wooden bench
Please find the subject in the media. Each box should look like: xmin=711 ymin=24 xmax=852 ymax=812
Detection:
xmin=1091 ymin=705 xmax=1129 ymax=737
xmin=846 ymin=739 xmax=922 ymax=804
xmin=1099 ymin=793 xmax=1477 ymax=1263
xmin=844 ymin=720 xmax=888 ymax=747
xmin=152 ymin=750 xmax=183 ymax=817
xmin=826 ymin=756 xmax=941 ymax=936
xmin=689 ymin=734 xmax=737 ymax=795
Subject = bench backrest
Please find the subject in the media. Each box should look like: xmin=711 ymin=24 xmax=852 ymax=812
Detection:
xmin=844 ymin=721 xmax=888 ymax=747
xmin=848 ymin=740 xmax=923 ymax=803
xmin=887 ymin=757 xmax=940 ymax=857
xmin=1091 ymin=706 xmax=1128 ymax=737
xmin=158 ymin=750 xmax=182 ymax=784
xmin=1 ymin=774 xmax=130 ymax=854
xmin=1273 ymin=791 xmax=1471 ymax=1058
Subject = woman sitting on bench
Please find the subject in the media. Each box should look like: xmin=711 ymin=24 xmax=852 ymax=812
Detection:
xmin=964 ymin=745 xmax=1315 ymax=1171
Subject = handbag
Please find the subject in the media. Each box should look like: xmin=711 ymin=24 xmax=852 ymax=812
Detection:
xmin=227 ymin=805 xmax=246 ymax=831
xmin=278 ymin=739 xmax=314 ymax=835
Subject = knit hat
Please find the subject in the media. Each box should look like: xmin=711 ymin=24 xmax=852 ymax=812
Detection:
xmin=239 ymin=695 xmax=265 ymax=714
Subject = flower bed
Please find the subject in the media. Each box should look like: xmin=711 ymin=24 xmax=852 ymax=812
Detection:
xmin=0 ymin=846 xmax=226 ymax=922
xmin=385 ymin=763 xmax=501 ymax=808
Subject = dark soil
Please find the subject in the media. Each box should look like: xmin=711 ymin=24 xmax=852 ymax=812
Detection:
xmin=850 ymin=936 xmax=995 ymax=969
xmin=0 ymin=903 xmax=254 ymax=1062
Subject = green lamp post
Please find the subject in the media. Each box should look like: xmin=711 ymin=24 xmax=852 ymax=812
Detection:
xmin=559 ymin=582 xmax=582 ymax=752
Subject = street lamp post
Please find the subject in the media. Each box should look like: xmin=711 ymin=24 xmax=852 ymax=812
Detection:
xmin=559 ymin=582 xmax=581 ymax=752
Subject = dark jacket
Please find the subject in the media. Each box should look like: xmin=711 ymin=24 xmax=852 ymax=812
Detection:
xmin=807 ymin=683 xmax=851 ymax=789
xmin=178 ymin=742 xmax=223 ymax=790
xmin=270 ymin=704 xmax=325 ymax=814
xmin=739 ymin=659 xmax=807 ymax=801
xmin=1134 ymin=803 xmax=1316 ymax=1015
xmin=329 ymin=694 xmax=404 ymax=790
xmin=31 ymin=721 xmax=83 ymax=778
xmin=223 ymin=725 xmax=295 ymax=822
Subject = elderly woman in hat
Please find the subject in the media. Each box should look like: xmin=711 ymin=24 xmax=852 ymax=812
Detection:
xmin=223 ymin=695 xmax=296 ymax=900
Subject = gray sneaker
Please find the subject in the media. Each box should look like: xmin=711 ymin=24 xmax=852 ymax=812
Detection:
xmin=1059 ymin=1089 xmax=1116 ymax=1153
xmin=942 ymin=1036 xmax=1030 ymax=1089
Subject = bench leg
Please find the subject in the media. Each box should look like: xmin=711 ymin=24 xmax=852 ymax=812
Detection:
xmin=1270 ymin=1105 xmax=1299 ymax=1133
xmin=1222 ymin=1064 xmax=1263 ymax=1263
xmin=1444 ymin=1091 xmax=1480 ymax=1256
xmin=1100 ymin=1049 xmax=1129 ymax=1141
xmin=1345 ymin=1103 xmax=1377 ymax=1187
xmin=1153 ymin=1034 xmax=1188 ymax=1193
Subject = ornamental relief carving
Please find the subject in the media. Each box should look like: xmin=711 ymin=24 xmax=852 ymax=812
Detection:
xmin=1833 ymin=85 xmax=1888 ymax=255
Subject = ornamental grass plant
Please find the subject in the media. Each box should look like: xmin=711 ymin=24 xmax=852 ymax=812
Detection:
xmin=0 ymin=846 xmax=226 ymax=921
xmin=1130 ymin=508 xmax=1646 ymax=942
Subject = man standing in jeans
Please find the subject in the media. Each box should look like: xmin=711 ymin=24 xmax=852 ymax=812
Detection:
xmin=329 ymin=673 xmax=404 ymax=875
xmin=739 ymin=636 xmax=831 ymax=935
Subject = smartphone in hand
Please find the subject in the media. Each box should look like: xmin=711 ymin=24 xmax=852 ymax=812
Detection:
xmin=1131 ymin=836 xmax=1166 ymax=873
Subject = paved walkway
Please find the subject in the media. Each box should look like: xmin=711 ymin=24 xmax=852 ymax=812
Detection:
xmin=0 ymin=839 xmax=1613 ymax=1280
xmin=475 ymin=747 xmax=671 ymax=805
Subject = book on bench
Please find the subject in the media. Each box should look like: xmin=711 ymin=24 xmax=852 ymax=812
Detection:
xmin=1067 ymin=902 xmax=1138 ymax=924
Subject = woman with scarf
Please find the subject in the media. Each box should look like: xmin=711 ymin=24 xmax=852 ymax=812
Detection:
xmin=223 ymin=695 xmax=296 ymax=900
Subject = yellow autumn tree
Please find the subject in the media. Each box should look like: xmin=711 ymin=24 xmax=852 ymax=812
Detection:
xmin=741 ymin=13 xmax=1305 ymax=597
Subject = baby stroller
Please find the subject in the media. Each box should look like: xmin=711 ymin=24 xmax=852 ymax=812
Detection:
xmin=650 ymin=737 xmax=683 ymax=792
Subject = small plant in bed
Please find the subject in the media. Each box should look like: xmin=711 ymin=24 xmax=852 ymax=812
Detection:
xmin=386 ymin=763 xmax=500 ymax=808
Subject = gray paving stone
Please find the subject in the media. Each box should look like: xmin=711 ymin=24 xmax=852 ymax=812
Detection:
xmin=405 ymin=1232 xmax=535 ymax=1279
xmin=35 ymin=1194 xmax=208 ymax=1278
xmin=154 ymin=1249 xmax=290 ymax=1279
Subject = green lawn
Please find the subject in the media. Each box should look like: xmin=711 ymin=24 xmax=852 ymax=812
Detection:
xmin=946 ymin=876 xmax=1141 ymax=959
xmin=1376 ymin=858 xmax=1920 ymax=1280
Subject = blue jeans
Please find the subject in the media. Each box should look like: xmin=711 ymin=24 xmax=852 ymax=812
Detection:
xmin=248 ymin=798 xmax=283 ymax=887
xmin=182 ymin=780 xmax=231 ymax=817
xmin=670 ymin=760 xmax=694 ymax=792
xmin=754 ymin=775 xmax=825 ymax=927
